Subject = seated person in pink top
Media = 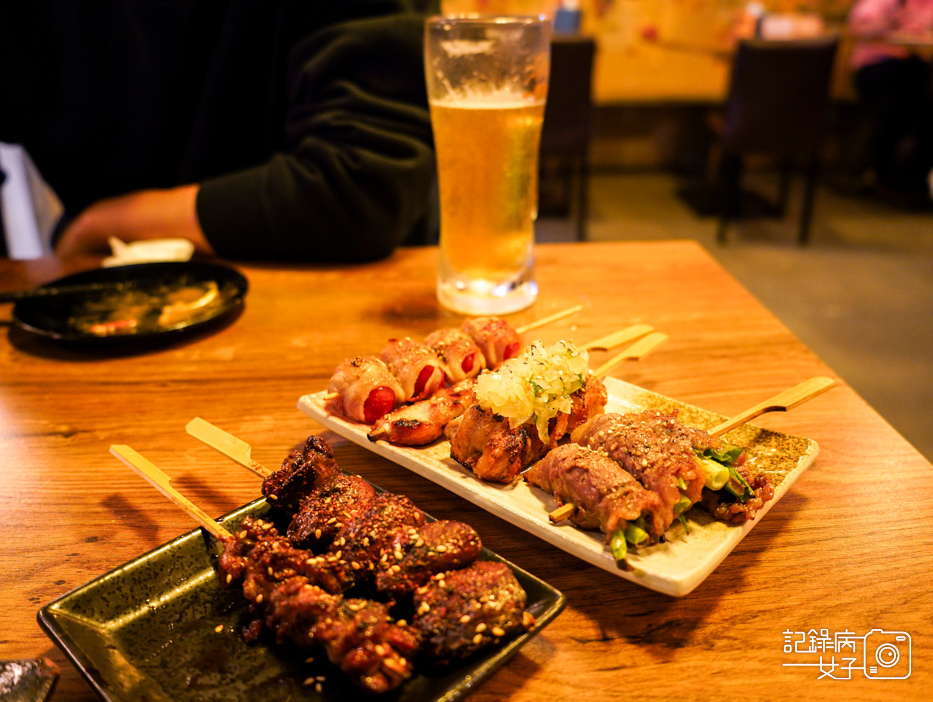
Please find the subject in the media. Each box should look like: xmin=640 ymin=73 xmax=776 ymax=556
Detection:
xmin=847 ymin=0 xmax=933 ymax=203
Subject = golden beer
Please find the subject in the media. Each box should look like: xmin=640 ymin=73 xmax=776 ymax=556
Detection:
xmin=433 ymin=97 xmax=544 ymax=311
xmin=425 ymin=15 xmax=550 ymax=314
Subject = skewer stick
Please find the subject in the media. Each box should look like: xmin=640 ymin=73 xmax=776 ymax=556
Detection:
xmin=593 ymin=332 xmax=669 ymax=380
xmin=707 ymin=377 xmax=837 ymax=438
xmin=581 ymin=324 xmax=654 ymax=352
xmin=186 ymin=417 xmax=270 ymax=477
xmin=109 ymin=445 xmax=231 ymax=542
xmin=515 ymin=304 xmax=583 ymax=335
xmin=548 ymin=503 xmax=575 ymax=523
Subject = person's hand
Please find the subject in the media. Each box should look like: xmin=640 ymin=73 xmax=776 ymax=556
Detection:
xmin=55 ymin=184 xmax=215 ymax=258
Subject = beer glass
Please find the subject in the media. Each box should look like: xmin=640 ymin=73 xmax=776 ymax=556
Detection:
xmin=425 ymin=15 xmax=550 ymax=315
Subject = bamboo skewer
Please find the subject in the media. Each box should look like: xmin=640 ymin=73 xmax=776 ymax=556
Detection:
xmin=707 ymin=377 xmax=837 ymax=438
xmin=515 ymin=304 xmax=583 ymax=334
xmin=109 ymin=445 xmax=231 ymax=542
xmin=185 ymin=418 xmax=270 ymax=477
xmin=581 ymin=324 xmax=654 ymax=352
xmin=592 ymin=333 xmax=669 ymax=380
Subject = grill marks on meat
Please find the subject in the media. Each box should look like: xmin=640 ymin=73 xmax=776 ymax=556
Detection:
xmin=449 ymin=405 xmax=551 ymax=484
xmin=525 ymin=444 xmax=667 ymax=541
xmin=217 ymin=517 xmax=416 ymax=693
xmin=571 ymin=411 xmax=706 ymax=529
xmin=327 ymin=356 xmax=405 ymax=424
xmin=413 ymin=561 xmax=531 ymax=666
xmin=376 ymin=520 xmax=483 ymax=597
xmin=367 ymin=379 xmax=476 ymax=446
xmin=287 ymin=474 xmax=377 ymax=550
xmin=380 ymin=338 xmax=447 ymax=402
xmin=262 ymin=435 xmax=341 ymax=515
xmin=424 ymin=328 xmax=487 ymax=383
xmin=461 ymin=317 xmax=522 ymax=370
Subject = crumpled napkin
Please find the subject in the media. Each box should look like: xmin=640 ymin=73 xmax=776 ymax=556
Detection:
xmin=103 ymin=237 xmax=195 ymax=267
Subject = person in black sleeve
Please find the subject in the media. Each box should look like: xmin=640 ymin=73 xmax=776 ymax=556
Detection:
xmin=0 ymin=1 xmax=439 ymax=261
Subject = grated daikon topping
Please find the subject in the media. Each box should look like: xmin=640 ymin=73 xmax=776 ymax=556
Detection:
xmin=474 ymin=340 xmax=589 ymax=442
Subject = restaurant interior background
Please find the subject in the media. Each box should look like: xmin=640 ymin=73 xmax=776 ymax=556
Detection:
xmin=442 ymin=0 xmax=933 ymax=463
xmin=2 ymin=0 xmax=931 ymax=463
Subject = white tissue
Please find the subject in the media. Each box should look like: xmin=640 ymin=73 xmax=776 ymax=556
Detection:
xmin=103 ymin=237 xmax=195 ymax=267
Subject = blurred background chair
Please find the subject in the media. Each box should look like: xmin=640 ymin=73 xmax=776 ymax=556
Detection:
xmin=539 ymin=35 xmax=596 ymax=241
xmin=709 ymin=37 xmax=839 ymax=245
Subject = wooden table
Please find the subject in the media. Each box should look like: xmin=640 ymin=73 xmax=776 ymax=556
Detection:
xmin=2 ymin=242 xmax=931 ymax=701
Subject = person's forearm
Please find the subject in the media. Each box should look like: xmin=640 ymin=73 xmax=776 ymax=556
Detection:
xmin=55 ymin=184 xmax=214 ymax=258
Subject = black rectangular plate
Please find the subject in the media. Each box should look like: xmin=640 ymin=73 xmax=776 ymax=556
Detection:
xmin=38 ymin=497 xmax=565 ymax=702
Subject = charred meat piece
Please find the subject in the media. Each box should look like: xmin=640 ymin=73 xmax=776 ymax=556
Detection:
xmin=700 ymin=458 xmax=775 ymax=524
xmin=449 ymin=404 xmax=550 ymax=484
xmin=327 ymin=356 xmax=405 ymax=425
xmin=311 ymin=597 xmax=421 ymax=694
xmin=217 ymin=518 xmax=419 ymax=693
xmin=262 ymin=435 xmax=340 ymax=516
xmin=424 ymin=328 xmax=487 ymax=383
xmin=376 ymin=520 xmax=483 ymax=597
xmin=525 ymin=444 xmax=667 ymax=540
xmin=219 ymin=516 xmax=343 ymax=597
xmin=380 ymin=337 xmax=447 ymax=403
xmin=332 ymin=492 xmax=427 ymax=589
xmin=461 ymin=317 xmax=521 ymax=370
xmin=413 ymin=561 xmax=532 ymax=666
xmin=287 ymin=474 xmax=377 ymax=549
xmin=368 ymin=379 xmax=476 ymax=446
xmin=566 ymin=374 xmax=609 ymax=434
xmin=571 ymin=410 xmax=707 ymax=528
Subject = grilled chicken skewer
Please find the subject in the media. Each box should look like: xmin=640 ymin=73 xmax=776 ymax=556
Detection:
xmin=367 ymin=379 xmax=477 ymax=445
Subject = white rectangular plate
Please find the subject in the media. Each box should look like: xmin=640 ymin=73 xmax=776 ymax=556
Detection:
xmin=298 ymin=378 xmax=819 ymax=597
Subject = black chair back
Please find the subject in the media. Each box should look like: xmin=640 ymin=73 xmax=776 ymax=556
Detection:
xmin=540 ymin=35 xmax=596 ymax=240
xmin=722 ymin=37 xmax=838 ymax=157
xmin=541 ymin=36 xmax=596 ymax=155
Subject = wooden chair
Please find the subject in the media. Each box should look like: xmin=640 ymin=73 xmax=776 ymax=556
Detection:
xmin=712 ymin=37 xmax=838 ymax=245
xmin=540 ymin=35 xmax=596 ymax=241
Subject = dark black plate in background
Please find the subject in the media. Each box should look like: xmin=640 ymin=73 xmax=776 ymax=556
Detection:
xmin=12 ymin=261 xmax=248 ymax=344
xmin=38 ymin=497 xmax=566 ymax=702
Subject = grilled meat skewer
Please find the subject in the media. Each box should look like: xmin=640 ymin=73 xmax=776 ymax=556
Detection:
xmin=525 ymin=443 xmax=667 ymax=543
xmin=327 ymin=356 xmax=405 ymax=424
xmin=413 ymin=561 xmax=533 ymax=666
xmin=218 ymin=517 xmax=418 ymax=693
xmin=424 ymin=328 xmax=487 ymax=383
xmin=461 ymin=317 xmax=522 ymax=370
xmin=368 ymin=379 xmax=476 ymax=446
xmin=376 ymin=520 xmax=483 ymax=597
xmin=380 ymin=337 xmax=447 ymax=403
xmin=261 ymin=435 xmax=340 ymax=516
xmin=571 ymin=410 xmax=707 ymax=529
xmin=287 ymin=473 xmax=377 ymax=550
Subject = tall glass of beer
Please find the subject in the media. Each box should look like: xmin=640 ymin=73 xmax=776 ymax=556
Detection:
xmin=425 ymin=15 xmax=550 ymax=315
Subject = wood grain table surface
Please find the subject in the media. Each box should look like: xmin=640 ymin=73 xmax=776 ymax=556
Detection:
xmin=1 ymin=241 xmax=930 ymax=701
